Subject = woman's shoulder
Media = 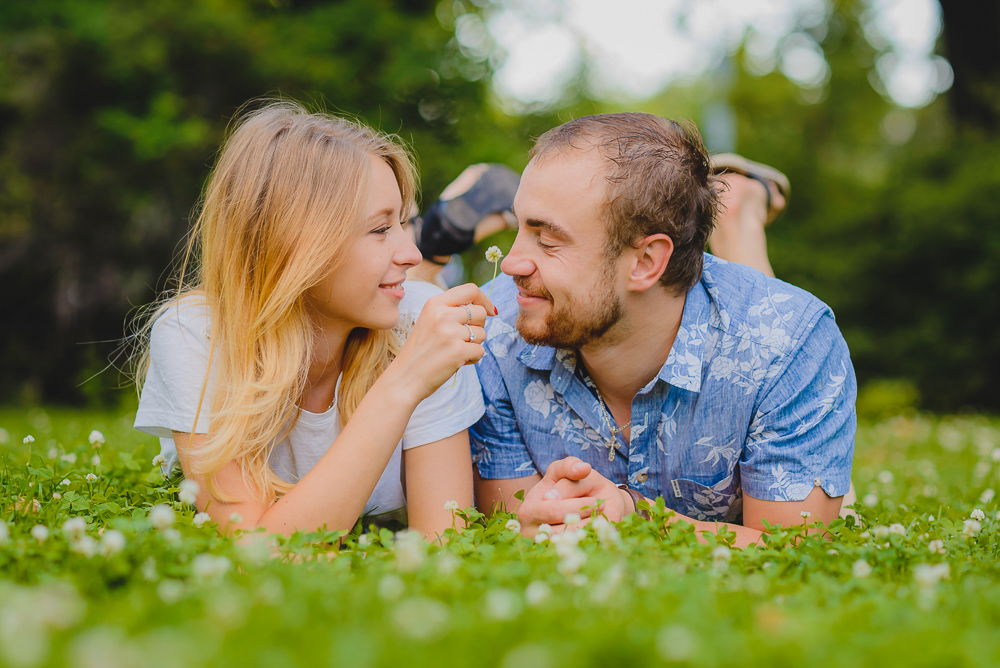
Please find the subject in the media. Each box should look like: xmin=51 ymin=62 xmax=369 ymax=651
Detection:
xmin=151 ymin=294 xmax=211 ymax=337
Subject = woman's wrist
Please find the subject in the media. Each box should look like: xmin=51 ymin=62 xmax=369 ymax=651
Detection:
xmin=371 ymin=365 xmax=425 ymax=412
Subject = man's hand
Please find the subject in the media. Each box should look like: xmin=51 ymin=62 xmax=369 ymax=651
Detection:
xmin=516 ymin=456 xmax=634 ymax=536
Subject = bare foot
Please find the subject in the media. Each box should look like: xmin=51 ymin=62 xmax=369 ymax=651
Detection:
xmin=708 ymin=174 xmax=786 ymax=277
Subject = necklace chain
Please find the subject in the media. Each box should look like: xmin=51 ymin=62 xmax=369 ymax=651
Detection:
xmin=592 ymin=385 xmax=630 ymax=463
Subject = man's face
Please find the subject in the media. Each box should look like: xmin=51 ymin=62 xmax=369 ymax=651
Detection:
xmin=501 ymin=148 xmax=626 ymax=350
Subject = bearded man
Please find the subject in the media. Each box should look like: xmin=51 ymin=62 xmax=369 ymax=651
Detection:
xmin=470 ymin=113 xmax=856 ymax=547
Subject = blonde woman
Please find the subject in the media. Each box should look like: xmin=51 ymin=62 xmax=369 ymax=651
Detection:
xmin=134 ymin=101 xmax=494 ymax=538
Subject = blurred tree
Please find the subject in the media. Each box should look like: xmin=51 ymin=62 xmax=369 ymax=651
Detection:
xmin=0 ymin=0 xmax=537 ymax=405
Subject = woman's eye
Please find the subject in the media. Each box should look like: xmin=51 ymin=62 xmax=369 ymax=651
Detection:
xmin=372 ymin=225 xmax=392 ymax=235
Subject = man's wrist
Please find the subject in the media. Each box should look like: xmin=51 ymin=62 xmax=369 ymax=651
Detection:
xmin=617 ymin=484 xmax=649 ymax=520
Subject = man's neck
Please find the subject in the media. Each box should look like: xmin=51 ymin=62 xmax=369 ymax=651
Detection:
xmin=578 ymin=286 xmax=686 ymax=410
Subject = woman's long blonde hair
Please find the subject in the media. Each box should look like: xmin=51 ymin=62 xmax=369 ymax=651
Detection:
xmin=136 ymin=100 xmax=418 ymax=502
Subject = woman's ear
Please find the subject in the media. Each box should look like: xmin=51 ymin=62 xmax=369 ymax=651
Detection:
xmin=626 ymin=234 xmax=674 ymax=292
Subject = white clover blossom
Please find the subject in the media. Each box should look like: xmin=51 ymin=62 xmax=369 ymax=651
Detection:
xmin=394 ymin=531 xmax=426 ymax=573
xmin=711 ymin=546 xmax=732 ymax=565
xmin=193 ymin=512 xmax=211 ymax=528
xmin=873 ymin=525 xmax=890 ymax=539
xmin=31 ymin=525 xmax=49 ymax=542
xmin=863 ymin=493 xmax=879 ymax=506
xmin=443 ymin=500 xmax=460 ymax=512
xmin=483 ymin=588 xmax=522 ymax=621
xmin=90 ymin=455 xmax=100 ymax=467
xmin=888 ymin=523 xmax=906 ymax=536
xmin=100 ymin=530 xmax=126 ymax=556
xmin=178 ymin=479 xmax=199 ymax=506
xmin=563 ymin=513 xmax=582 ymax=525
xmin=151 ymin=454 xmax=167 ymax=468
xmin=191 ymin=554 xmax=231 ymax=580
xmin=591 ymin=516 xmax=621 ymax=546
xmin=357 ymin=533 xmax=372 ymax=548
xmin=970 ymin=508 xmax=986 ymax=521
xmin=23 ymin=434 xmax=35 ymax=445
xmin=149 ymin=504 xmax=175 ymax=530
xmin=852 ymin=559 xmax=872 ymax=578
xmin=927 ymin=515 xmax=936 ymax=522
xmin=60 ymin=478 xmax=71 ymax=486
xmin=47 ymin=448 xmax=59 ymax=459
xmin=525 ymin=581 xmax=552 ymax=607
xmin=85 ymin=473 xmax=98 ymax=483
xmin=877 ymin=470 xmax=894 ymax=484
xmin=505 ymin=519 xmax=521 ymax=533
xmin=52 ymin=492 xmax=62 ymax=500
xmin=928 ymin=539 xmax=946 ymax=555
xmin=88 ymin=430 xmax=105 ymax=447
xmin=229 ymin=512 xmax=244 ymax=524
xmin=800 ymin=511 xmax=812 ymax=519
xmin=62 ymin=517 xmax=87 ymax=541
xmin=61 ymin=453 xmax=77 ymax=464
xmin=913 ymin=562 xmax=950 ymax=588
xmin=69 ymin=535 xmax=98 ymax=558
xmin=963 ymin=519 xmax=982 ymax=537
xmin=485 ymin=246 xmax=503 ymax=263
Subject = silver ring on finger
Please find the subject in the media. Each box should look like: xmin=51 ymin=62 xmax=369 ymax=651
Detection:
xmin=462 ymin=304 xmax=473 ymax=324
xmin=465 ymin=324 xmax=476 ymax=342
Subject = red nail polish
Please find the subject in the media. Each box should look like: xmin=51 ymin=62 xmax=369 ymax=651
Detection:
xmin=493 ymin=306 xmax=499 ymax=315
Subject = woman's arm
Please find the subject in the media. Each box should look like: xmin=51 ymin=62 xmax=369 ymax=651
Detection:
xmin=174 ymin=283 xmax=494 ymax=537
xmin=403 ymin=431 xmax=475 ymax=539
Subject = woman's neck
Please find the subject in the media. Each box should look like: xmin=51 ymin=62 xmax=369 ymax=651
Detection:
xmin=301 ymin=320 xmax=353 ymax=413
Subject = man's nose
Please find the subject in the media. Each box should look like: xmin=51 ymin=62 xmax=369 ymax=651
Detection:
xmin=500 ymin=233 xmax=533 ymax=277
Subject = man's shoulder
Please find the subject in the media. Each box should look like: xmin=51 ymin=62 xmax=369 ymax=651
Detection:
xmin=700 ymin=254 xmax=834 ymax=354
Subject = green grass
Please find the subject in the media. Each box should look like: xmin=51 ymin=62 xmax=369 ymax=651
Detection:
xmin=1 ymin=405 xmax=999 ymax=668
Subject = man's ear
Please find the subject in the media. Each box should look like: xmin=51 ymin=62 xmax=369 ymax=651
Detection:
xmin=626 ymin=234 xmax=674 ymax=292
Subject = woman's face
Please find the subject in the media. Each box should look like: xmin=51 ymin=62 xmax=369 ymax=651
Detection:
xmin=306 ymin=155 xmax=421 ymax=332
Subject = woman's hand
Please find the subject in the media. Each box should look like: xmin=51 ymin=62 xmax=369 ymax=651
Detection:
xmin=387 ymin=283 xmax=496 ymax=401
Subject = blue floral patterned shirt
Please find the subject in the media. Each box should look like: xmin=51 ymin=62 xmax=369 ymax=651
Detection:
xmin=470 ymin=254 xmax=857 ymax=523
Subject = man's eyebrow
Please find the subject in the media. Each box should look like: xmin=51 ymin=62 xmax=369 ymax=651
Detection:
xmin=523 ymin=217 xmax=570 ymax=239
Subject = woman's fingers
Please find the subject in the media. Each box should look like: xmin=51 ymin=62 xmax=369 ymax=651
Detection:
xmin=439 ymin=283 xmax=497 ymax=316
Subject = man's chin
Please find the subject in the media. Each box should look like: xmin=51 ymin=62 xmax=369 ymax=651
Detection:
xmin=515 ymin=312 xmax=554 ymax=347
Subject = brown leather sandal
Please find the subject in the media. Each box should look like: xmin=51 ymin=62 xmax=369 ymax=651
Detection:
xmin=710 ymin=153 xmax=790 ymax=224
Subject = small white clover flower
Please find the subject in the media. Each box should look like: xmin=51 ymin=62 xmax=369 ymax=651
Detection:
xmin=927 ymin=515 xmax=935 ymax=522
xmin=980 ymin=488 xmax=995 ymax=504
xmin=0 ymin=520 xmax=9 ymax=544
xmin=852 ymin=559 xmax=872 ymax=578
xmin=711 ymin=546 xmax=732 ymax=563
xmin=88 ymin=430 xmax=105 ymax=447
xmin=443 ymin=500 xmax=460 ymax=512
xmin=873 ymin=525 xmax=890 ymax=539
xmin=393 ymin=531 xmax=426 ymax=573
xmin=928 ymin=539 xmax=946 ymax=555
xmin=563 ymin=513 xmax=582 ymax=525
xmin=970 ymin=508 xmax=986 ymax=521
xmin=485 ymin=246 xmax=503 ymax=263
xmin=90 ymin=455 xmax=101 ymax=467
xmin=800 ymin=511 xmax=812 ymax=519
xmin=525 ymin=581 xmax=551 ymax=607
xmin=963 ymin=519 xmax=982 ymax=537
xmin=60 ymin=478 xmax=71 ymax=486
xmin=863 ymin=493 xmax=879 ymax=507
xmin=52 ymin=492 xmax=62 ymax=500
xmin=100 ymin=529 xmax=126 ymax=556
xmin=505 ymin=519 xmax=521 ymax=533
xmin=229 ymin=512 xmax=243 ymax=524
xmin=61 ymin=453 xmax=77 ymax=464
xmin=888 ymin=523 xmax=906 ymax=536
xmin=70 ymin=535 xmax=98 ymax=558
xmin=149 ymin=504 xmax=175 ymax=530
xmin=31 ymin=524 xmax=49 ymax=542
xmin=877 ymin=470 xmax=894 ymax=484
xmin=23 ymin=434 xmax=35 ymax=445
xmin=151 ymin=454 xmax=167 ymax=468
xmin=178 ymin=479 xmax=199 ymax=506
xmin=85 ymin=473 xmax=98 ymax=483
xmin=192 ymin=512 xmax=211 ymax=528
xmin=533 ymin=531 xmax=550 ymax=544
xmin=191 ymin=554 xmax=231 ymax=580
xmin=357 ymin=533 xmax=372 ymax=548
xmin=47 ymin=448 xmax=59 ymax=459
xmin=62 ymin=517 xmax=87 ymax=541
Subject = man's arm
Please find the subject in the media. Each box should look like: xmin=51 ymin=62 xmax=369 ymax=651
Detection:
xmin=473 ymin=469 xmax=540 ymax=516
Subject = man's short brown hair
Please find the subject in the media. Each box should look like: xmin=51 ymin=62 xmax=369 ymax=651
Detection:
xmin=529 ymin=113 xmax=720 ymax=294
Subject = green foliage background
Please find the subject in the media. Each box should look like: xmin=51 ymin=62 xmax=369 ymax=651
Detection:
xmin=0 ymin=0 xmax=998 ymax=410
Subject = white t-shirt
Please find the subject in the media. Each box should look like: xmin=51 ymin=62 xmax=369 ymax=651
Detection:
xmin=134 ymin=280 xmax=485 ymax=519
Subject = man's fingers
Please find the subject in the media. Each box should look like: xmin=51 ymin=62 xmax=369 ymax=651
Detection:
xmin=522 ymin=498 xmax=599 ymax=526
xmin=542 ymin=457 xmax=592 ymax=484
xmin=543 ymin=476 xmax=596 ymax=501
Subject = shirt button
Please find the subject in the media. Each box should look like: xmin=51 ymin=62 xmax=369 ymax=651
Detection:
xmin=814 ymin=478 xmax=822 ymax=487
xmin=636 ymin=472 xmax=649 ymax=483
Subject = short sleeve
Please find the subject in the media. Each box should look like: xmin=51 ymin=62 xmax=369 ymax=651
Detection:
xmin=739 ymin=311 xmax=857 ymax=502
xmin=401 ymin=362 xmax=486 ymax=450
xmin=134 ymin=302 xmax=217 ymax=440
xmin=468 ymin=344 xmax=539 ymax=480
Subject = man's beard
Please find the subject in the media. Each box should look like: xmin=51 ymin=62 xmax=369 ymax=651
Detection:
xmin=514 ymin=275 xmax=625 ymax=350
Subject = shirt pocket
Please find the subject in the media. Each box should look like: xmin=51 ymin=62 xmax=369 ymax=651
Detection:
xmin=667 ymin=473 xmax=743 ymax=523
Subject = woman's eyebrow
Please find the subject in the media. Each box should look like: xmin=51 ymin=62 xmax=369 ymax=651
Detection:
xmin=366 ymin=207 xmax=396 ymax=222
